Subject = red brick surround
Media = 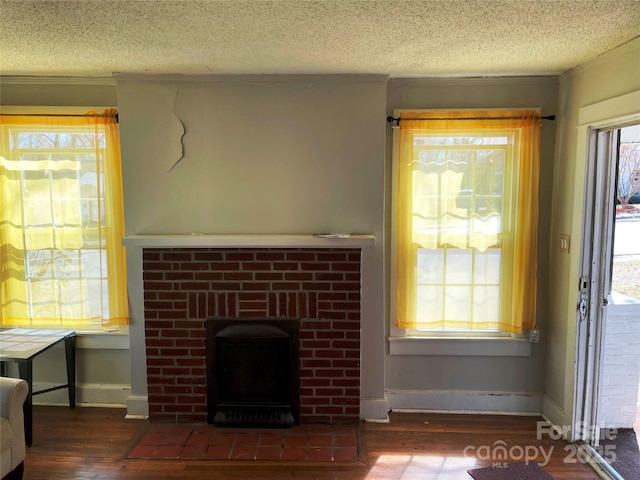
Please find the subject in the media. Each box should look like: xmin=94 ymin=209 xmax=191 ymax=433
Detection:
xmin=143 ymin=248 xmax=361 ymax=424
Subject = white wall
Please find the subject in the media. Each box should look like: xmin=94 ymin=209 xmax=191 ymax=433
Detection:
xmin=116 ymin=75 xmax=386 ymax=236
xmin=0 ymin=78 xmax=117 ymax=107
xmin=18 ymin=335 xmax=131 ymax=407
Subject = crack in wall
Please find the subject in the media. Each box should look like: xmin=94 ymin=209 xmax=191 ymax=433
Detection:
xmin=166 ymin=87 xmax=186 ymax=172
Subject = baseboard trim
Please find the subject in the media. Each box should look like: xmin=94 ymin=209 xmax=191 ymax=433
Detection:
xmin=542 ymin=393 xmax=567 ymax=428
xmin=126 ymin=394 xmax=149 ymax=418
xmin=360 ymin=396 xmax=390 ymax=422
xmin=387 ymin=389 xmax=543 ymax=414
xmin=32 ymin=382 xmax=130 ymax=407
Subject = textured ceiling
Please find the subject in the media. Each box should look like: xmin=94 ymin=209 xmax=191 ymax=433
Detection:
xmin=1 ymin=0 xmax=639 ymax=78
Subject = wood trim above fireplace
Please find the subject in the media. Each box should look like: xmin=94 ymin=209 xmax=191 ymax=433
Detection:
xmin=123 ymin=234 xmax=375 ymax=249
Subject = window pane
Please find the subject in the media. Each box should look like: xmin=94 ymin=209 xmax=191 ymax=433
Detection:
xmin=17 ymin=132 xmax=54 ymax=149
xmin=23 ymin=175 xmax=53 ymax=225
xmin=415 ymin=248 xmax=501 ymax=330
xmin=474 ymin=249 xmax=501 ymax=284
xmin=53 ymin=250 xmax=80 ymax=278
xmin=416 ymin=285 xmax=443 ymax=323
xmin=397 ymin=114 xmax=539 ymax=334
xmin=444 ymin=285 xmax=471 ymax=321
xmin=445 ymin=249 xmax=472 ymax=284
xmin=60 ymin=279 xmax=84 ymax=311
xmin=410 ymin=132 xmax=510 ymax=331
xmin=473 ymin=286 xmax=500 ymax=323
xmin=80 ymin=249 xmax=104 ymax=278
xmin=26 ymin=250 xmax=53 ymax=278
xmin=29 ymin=278 xmax=58 ymax=317
xmin=417 ymin=248 xmax=443 ymax=283
xmin=86 ymin=279 xmax=107 ymax=318
xmin=415 ymin=136 xmax=509 ymax=146
xmin=4 ymin=125 xmax=113 ymax=327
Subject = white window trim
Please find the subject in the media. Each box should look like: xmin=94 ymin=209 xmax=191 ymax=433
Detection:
xmin=388 ymin=108 xmax=535 ymax=356
xmin=389 ymin=336 xmax=531 ymax=356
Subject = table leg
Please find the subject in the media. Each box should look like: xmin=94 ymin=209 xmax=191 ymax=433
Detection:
xmin=64 ymin=335 xmax=76 ymax=408
xmin=17 ymin=360 xmax=33 ymax=447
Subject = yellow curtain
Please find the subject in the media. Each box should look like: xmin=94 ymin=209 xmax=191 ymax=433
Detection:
xmin=396 ymin=110 xmax=539 ymax=333
xmin=0 ymin=110 xmax=128 ymax=328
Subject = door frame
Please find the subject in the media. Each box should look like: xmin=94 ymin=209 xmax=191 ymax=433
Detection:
xmin=573 ymin=127 xmax=618 ymax=443
xmin=570 ymin=92 xmax=640 ymax=480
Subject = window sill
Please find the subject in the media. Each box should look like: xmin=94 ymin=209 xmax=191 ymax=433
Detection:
xmin=389 ymin=336 xmax=531 ymax=357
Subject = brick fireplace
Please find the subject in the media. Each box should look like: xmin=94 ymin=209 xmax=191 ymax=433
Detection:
xmin=142 ymin=247 xmax=362 ymax=424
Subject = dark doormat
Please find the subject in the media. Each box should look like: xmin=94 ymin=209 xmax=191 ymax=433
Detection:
xmin=601 ymin=428 xmax=640 ymax=480
xmin=467 ymin=462 xmax=555 ymax=480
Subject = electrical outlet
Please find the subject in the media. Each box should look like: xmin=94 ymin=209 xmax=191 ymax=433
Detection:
xmin=560 ymin=234 xmax=570 ymax=254
xmin=529 ymin=329 xmax=540 ymax=343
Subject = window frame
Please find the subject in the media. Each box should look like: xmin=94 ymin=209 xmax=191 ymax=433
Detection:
xmin=389 ymin=108 xmax=537 ymax=347
xmin=0 ymin=107 xmax=128 ymax=332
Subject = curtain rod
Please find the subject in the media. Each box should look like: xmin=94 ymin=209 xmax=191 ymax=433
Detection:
xmin=386 ymin=114 xmax=555 ymax=126
xmin=1 ymin=112 xmax=119 ymax=122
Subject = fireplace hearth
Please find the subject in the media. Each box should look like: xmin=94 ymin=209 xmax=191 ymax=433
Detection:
xmin=206 ymin=318 xmax=300 ymax=428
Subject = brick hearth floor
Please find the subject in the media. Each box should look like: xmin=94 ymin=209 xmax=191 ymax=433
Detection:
xmin=128 ymin=423 xmax=360 ymax=462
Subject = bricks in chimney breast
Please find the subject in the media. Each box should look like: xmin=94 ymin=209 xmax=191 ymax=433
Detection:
xmin=142 ymin=248 xmax=361 ymax=424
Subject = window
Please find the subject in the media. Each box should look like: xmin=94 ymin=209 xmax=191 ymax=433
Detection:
xmin=394 ymin=110 xmax=540 ymax=335
xmin=0 ymin=111 xmax=128 ymax=330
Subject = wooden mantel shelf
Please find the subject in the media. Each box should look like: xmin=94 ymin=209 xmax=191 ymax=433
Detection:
xmin=122 ymin=234 xmax=376 ymax=249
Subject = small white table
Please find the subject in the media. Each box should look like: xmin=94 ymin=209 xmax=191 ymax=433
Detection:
xmin=0 ymin=329 xmax=76 ymax=446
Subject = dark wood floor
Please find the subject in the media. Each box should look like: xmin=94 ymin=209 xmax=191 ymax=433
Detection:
xmin=23 ymin=406 xmax=601 ymax=479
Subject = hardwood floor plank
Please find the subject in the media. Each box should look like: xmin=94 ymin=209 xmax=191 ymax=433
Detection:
xmin=22 ymin=406 xmax=601 ymax=480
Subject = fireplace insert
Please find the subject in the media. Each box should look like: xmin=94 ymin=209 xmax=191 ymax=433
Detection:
xmin=206 ymin=318 xmax=300 ymax=427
